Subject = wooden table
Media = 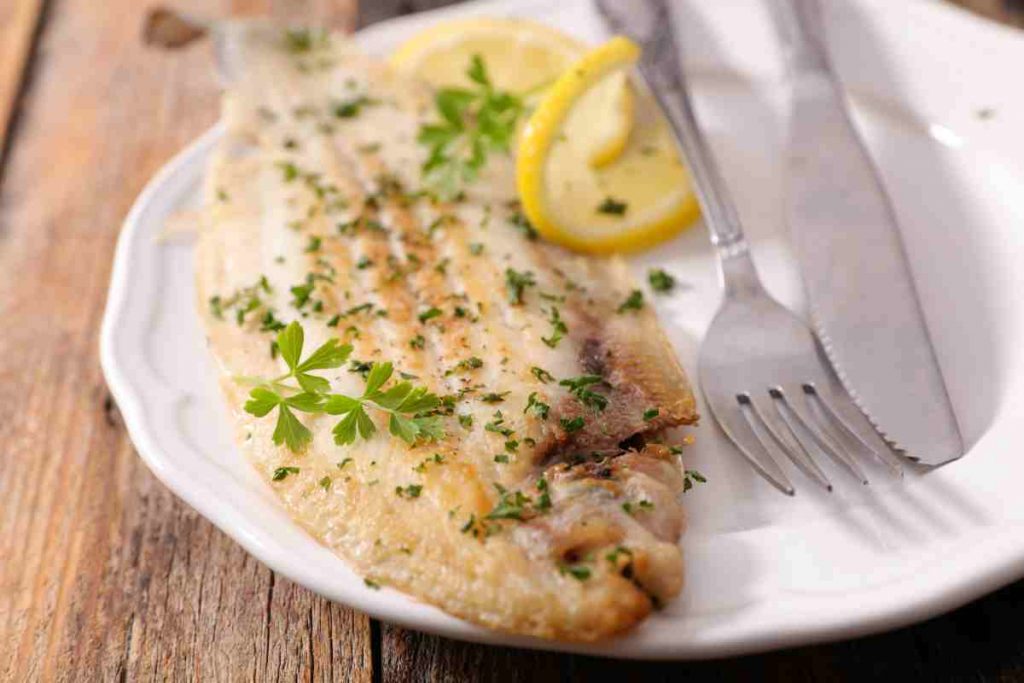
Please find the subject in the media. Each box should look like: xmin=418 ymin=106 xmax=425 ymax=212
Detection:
xmin=2 ymin=0 xmax=1022 ymax=680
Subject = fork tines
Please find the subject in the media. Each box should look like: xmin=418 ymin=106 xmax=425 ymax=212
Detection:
xmin=734 ymin=383 xmax=901 ymax=494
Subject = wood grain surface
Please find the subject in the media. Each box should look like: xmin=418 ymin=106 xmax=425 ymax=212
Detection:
xmin=0 ymin=0 xmax=45 ymax=166
xmin=0 ymin=1 xmax=1021 ymax=681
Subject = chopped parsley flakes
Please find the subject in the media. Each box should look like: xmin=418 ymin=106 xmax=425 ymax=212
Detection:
xmin=559 ymin=563 xmax=592 ymax=581
xmin=395 ymin=484 xmax=423 ymax=498
xmin=272 ymin=466 xmax=300 ymax=481
xmin=531 ymin=367 xmax=555 ymax=384
xmin=648 ymin=268 xmax=675 ymax=293
xmin=504 ymin=268 xmax=536 ymax=305
xmin=617 ymin=289 xmax=644 ymax=313
xmin=684 ymin=469 xmax=707 ymax=493
xmin=541 ymin=306 xmax=568 ymax=348
xmin=559 ymin=375 xmax=608 ymax=411
xmin=560 ymin=416 xmax=585 ymax=433
xmin=418 ymin=307 xmax=443 ymax=323
xmin=597 ymin=196 xmax=628 ymax=215
xmin=524 ymin=392 xmax=550 ymax=420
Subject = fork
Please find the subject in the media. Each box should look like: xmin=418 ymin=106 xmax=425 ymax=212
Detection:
xmin=598 ymin=0 xmax=903 ymax=494
xmin=697 ymin=250 xmax=903 ymax=494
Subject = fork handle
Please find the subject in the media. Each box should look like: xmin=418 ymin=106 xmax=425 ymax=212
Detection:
xmin=631 ymin=2 xmax=760 ymax=293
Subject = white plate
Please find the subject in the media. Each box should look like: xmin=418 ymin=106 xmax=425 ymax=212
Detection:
xmin=101 ymin=0 xmax=1024 ymax=659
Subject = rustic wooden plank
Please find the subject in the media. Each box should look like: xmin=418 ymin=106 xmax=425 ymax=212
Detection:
xmin=379 ymin=625 xmax=566 ymax=682
xmin=0 ymin=0 xmax=368 ymax=681
xmin=0 ymin=0 xmax=45 ymax=164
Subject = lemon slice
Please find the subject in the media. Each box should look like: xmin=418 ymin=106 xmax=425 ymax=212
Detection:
xmin=390 ymin=18 xmax=632 ymax=167
xmin=517 ymin=37 xmax=700 ymax=254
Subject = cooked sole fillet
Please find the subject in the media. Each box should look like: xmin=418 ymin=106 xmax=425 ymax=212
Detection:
xmin=195 ymin=22 xmax=697 ymax=641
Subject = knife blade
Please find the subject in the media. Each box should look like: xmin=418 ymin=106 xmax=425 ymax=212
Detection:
xmin=774 ymin=0 xmax=963 ymax=464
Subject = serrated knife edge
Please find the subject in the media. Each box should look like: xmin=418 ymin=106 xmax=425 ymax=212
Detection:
xmin=779 ymin=0 xmax=964 ymax=464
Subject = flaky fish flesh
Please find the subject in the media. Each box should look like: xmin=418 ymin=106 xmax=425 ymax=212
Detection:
xmin=195 ymin=22 xmax=697 ymax=640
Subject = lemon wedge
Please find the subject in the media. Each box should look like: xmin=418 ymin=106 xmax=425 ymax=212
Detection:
xmin=390 ymin=18 xmax=632 ymax=167
xmin=517 ymin=36 xmax=700 ymax=254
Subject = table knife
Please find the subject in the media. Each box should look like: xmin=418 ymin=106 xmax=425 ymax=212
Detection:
xmin=773 ymin=0 xmax=963 ymax=464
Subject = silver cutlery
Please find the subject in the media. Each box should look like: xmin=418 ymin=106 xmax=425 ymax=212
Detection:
xmin=775 ymin=0 xmax=963 ymax=465
xmin=597 ymin=0 xmax=903 ymax=493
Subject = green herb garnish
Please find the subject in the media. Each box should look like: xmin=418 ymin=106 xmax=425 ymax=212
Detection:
xmin=277 ymin=161 xmax=300 ymax=182
xmin=617 ymin=289 xmax=644 ymax=313
xmin=531 ymin=366 xmax=555 ymax=384
xmin=621 ymin=499 xmax=655 ymax=516
xmin=508 ymin=211 xmax=538 ymax=240
xmin=597 ymin=196 xmax=628 ymax=215
xmin=560 ymin=416 xmax=585 ymax=433
xmin=541 ymin=306 xmax=567 ymax=348
xmin=272 ymin=466 xmax=300 ymax=481
xmin=417 ymin=55 xmax=525 ymax=198
xmin=283 ymin=28 xmax=328 ymax=54
xmin=418 ymin=307 xmax=443 ymax=323
xmin=648 ymin=268 xmax=675 ymax=293
xmin=535 ymin=477 xmax=552 ymax=511
xmin=683 ymin=469 xmax=707 ymax=493
xmin=559 ymin=375 xmax=608 ymax=411
xmin=524 ymin=392 xmax=550 ymax=420
xmin=242 ymin=322 xmax=444 ymax=452
xmin=332 ymin=95 xmax=374 ymax=119
xmin=559 ymin=563 xmax=592 ymax=581
xmin=413 ymin=453 xmax=446 ymax=473
xmin=605 ymin=545 xmax=633 ymax=567
xmin=395 ymin=484 xmax=423 ymax=498
xmin=447 ymin=357 xmax=483 ymax=375
xmin=504 ymin=268 xmax=536 ymax=305
xmin=485 ymin=483 xmax=533 ymax=521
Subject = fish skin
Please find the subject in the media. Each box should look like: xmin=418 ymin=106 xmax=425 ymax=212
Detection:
xmin=195 ymin=22 xmax=697 ymax=640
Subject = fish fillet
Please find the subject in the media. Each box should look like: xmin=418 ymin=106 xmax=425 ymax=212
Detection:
xmin=195 ymin=22 xmax=698 ymax=640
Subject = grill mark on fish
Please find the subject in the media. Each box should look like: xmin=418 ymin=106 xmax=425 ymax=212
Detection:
xmin=308 ymin=142 xmax=395 ymax=370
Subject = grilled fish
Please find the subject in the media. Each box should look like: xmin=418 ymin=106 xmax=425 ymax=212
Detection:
xmin=195 ymin=22 xmax=697 ymax=640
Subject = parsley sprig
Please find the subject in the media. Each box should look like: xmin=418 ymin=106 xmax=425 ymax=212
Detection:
xmin=243 ymin=322 xmax=445 ymax=452
xmin=325 ymin=361 xmax=445 ymax=446
xmin=418 ymin=55 xmax=525 ymax=198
